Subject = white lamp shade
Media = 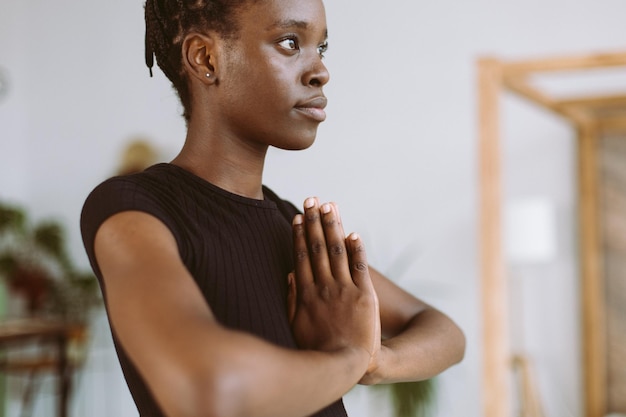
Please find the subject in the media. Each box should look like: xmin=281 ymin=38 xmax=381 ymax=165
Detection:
xmin=504 ymin=198 xmax=557 ymax=264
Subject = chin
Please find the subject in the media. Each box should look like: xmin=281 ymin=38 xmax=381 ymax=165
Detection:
xmin=278 ymin=140 xmax=316 ymax=151
xmin=275 ymin=129 xmax=318 ymax=151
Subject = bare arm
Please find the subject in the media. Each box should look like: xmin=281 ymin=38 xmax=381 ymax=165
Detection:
xmin=288 ymin=199 xmax=465 ymax=386
xmin=94 ymin=211 xmax=376 ymax=417
xmin=359 ymin=266 xmax=466 ymax=384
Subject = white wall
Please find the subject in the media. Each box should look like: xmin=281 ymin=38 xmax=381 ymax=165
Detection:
xmin=1 ymin=0 xmax=626 ymax=416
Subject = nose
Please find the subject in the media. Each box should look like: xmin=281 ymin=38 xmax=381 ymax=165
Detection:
xmin=302 ymin=57 xmax=330 ymax=87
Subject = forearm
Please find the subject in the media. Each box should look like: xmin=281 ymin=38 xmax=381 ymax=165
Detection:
xmin=215 ymin=330 xmax=368 ymax=417
xmin=360 ymin=307 xmax=466 ymax=385
xmin=145 ymin=323 xmax=369 ymax=417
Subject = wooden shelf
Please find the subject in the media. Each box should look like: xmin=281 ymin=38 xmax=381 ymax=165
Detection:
xmin=478 ymin=50 xmax=626 ymax=417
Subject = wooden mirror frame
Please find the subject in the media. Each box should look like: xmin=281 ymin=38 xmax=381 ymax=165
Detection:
xmin=477 ymin=51 xmax=626 ymax=417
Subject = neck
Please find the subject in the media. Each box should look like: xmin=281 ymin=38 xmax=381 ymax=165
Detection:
xmin=171 ymin=125 xmax=268 ymax=200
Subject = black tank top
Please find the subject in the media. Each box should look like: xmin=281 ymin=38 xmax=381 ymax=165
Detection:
xmin=81 ymin=163 xmax=348 ymax=417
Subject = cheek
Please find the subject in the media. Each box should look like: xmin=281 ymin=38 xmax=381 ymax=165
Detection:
xmin=255 ymin=55 xmax=295 ymax=96
xmin=221 ymin=51 xmax=297 ymax=120
xmin=248 ymin=78 xmax=294 ymax=116
xmin=231 ymin=64 xmax=276 ymax=100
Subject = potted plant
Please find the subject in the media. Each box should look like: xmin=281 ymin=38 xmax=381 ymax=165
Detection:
xmin=0 ymin=201 xmax=100 ymax=323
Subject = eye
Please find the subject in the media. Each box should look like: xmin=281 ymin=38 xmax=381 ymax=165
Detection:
xmin=278 ymin=37 xmax=299 ymax=52
xmin=317 ymin=41 xmax=329 ymax=59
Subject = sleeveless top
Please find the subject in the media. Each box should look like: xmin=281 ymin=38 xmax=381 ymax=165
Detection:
xmin=81 ymin=163 xmax=348 ymax=417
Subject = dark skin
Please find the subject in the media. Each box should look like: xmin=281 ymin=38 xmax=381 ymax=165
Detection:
xmin=94 ymin=1 xmax=465 ymax=416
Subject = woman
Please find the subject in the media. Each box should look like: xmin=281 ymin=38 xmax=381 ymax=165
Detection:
xmin=81 ymin=0 xmax=465 ymax=416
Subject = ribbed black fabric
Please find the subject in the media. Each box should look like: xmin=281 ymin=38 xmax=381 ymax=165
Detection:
xmin=80 ymin=163 xmax=348 ymax=417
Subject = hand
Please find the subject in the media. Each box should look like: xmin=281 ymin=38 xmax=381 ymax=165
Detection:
xmin=287 ymin=198 xmax=381 ymax=372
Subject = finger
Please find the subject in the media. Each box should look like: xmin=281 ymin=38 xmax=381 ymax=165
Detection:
xmin=346 ymin=233 xmax=371 ymax=288
xmin=320 ymin=203 xmax=351 ymax=284
xmin=287 ymin=272 xmax=297 ymax=324
xmin=330 ymin=202 xmax=346 ymax=237
xmin=303 ymin=197 xmax=332 ymax=284
xmin=346 ymin=233 xmax=380 ymax=359
xmin=292 ymin=214 xmax=314 ymax=288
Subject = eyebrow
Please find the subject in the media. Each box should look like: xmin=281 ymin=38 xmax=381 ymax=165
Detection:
xmin=266 ymin=19 xmax=328 ymax=38
xmin=268 ymin=19 xmax=309 ymax=30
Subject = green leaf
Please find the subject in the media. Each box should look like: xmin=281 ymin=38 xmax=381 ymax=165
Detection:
xmin=389 ymin=380 xmax=436 ymax=417
xmin=372 ymin=379 xmax=436 ymax=417
xmin=33 ymin=222 xmax=65 ymax=257
xmin=0 ymin=204 xmax=26 ymax=234
xmin=0 ymin=253 xmax=18 ymax=276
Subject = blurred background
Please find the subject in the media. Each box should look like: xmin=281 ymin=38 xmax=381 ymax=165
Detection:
xmin=1 ymin=0 xmax=625 ymax=416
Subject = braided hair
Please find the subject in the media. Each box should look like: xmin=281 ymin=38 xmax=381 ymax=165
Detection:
xmin=144 ymin=0 xmax=253 ymax=120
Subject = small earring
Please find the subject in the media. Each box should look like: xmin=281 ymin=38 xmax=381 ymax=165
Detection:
xmin=205 ymin=73 xmax=211 ymax=78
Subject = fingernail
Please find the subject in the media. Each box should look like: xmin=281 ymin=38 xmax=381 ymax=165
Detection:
xmin=321 ymin=203 xmax=331 ymax=214
xmin=350 ymin=233 xmax=359 ymax=241
xmin=304 ymin=197 xmax=316 ymax=209
xmin=293 ymin=214 xmax=303 ymax=225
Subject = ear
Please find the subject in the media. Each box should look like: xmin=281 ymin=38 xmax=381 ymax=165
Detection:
xmin=182 ymin=32 xmax=219 ymax=85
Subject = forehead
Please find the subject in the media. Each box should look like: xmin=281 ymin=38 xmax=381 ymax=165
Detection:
xmin=238 ymin=0 xmax=327 ymax=35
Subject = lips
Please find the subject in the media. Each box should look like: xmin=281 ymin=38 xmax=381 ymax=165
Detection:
xmin=294 ymin=96 xmax=328 ymax=122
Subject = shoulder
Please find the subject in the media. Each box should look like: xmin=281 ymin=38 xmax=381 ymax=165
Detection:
xmin=81 ymin=165 xmax=169 ymax=231
xmin=80 ymin=164 xmax=189 ymax=270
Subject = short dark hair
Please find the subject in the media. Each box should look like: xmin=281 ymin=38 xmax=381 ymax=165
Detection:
xmin=144 ymin=0 xmax=253 ymax=120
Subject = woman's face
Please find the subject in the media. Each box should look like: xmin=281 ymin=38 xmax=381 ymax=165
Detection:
xmin=213 ymin=0 xmax=330 ymax=151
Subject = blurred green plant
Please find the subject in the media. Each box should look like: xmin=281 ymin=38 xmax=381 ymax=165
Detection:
xmin=372 ymin=379 xmax=436 ymax=417
xmin=0 ymin=201 xmax=100 ymax=322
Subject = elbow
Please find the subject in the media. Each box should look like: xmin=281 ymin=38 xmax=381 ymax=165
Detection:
xmin=432 ymin=311 xmax=466 ymax=368
xmin=424 ymin=308 xmax=467 ymax=367
xmin=452 ymin=325 xmax=466 ymax=365
xmin=441 ymin=313 xmax=466 ymax=366
xmin=153 ymin=364 xmax=248 ymax=417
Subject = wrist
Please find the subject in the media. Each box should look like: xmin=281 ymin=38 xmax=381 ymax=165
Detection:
xmin=331 ymin=345 xmax=371 ymax=381
xmin=358 ymin=344 xmax=391 ymax=385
